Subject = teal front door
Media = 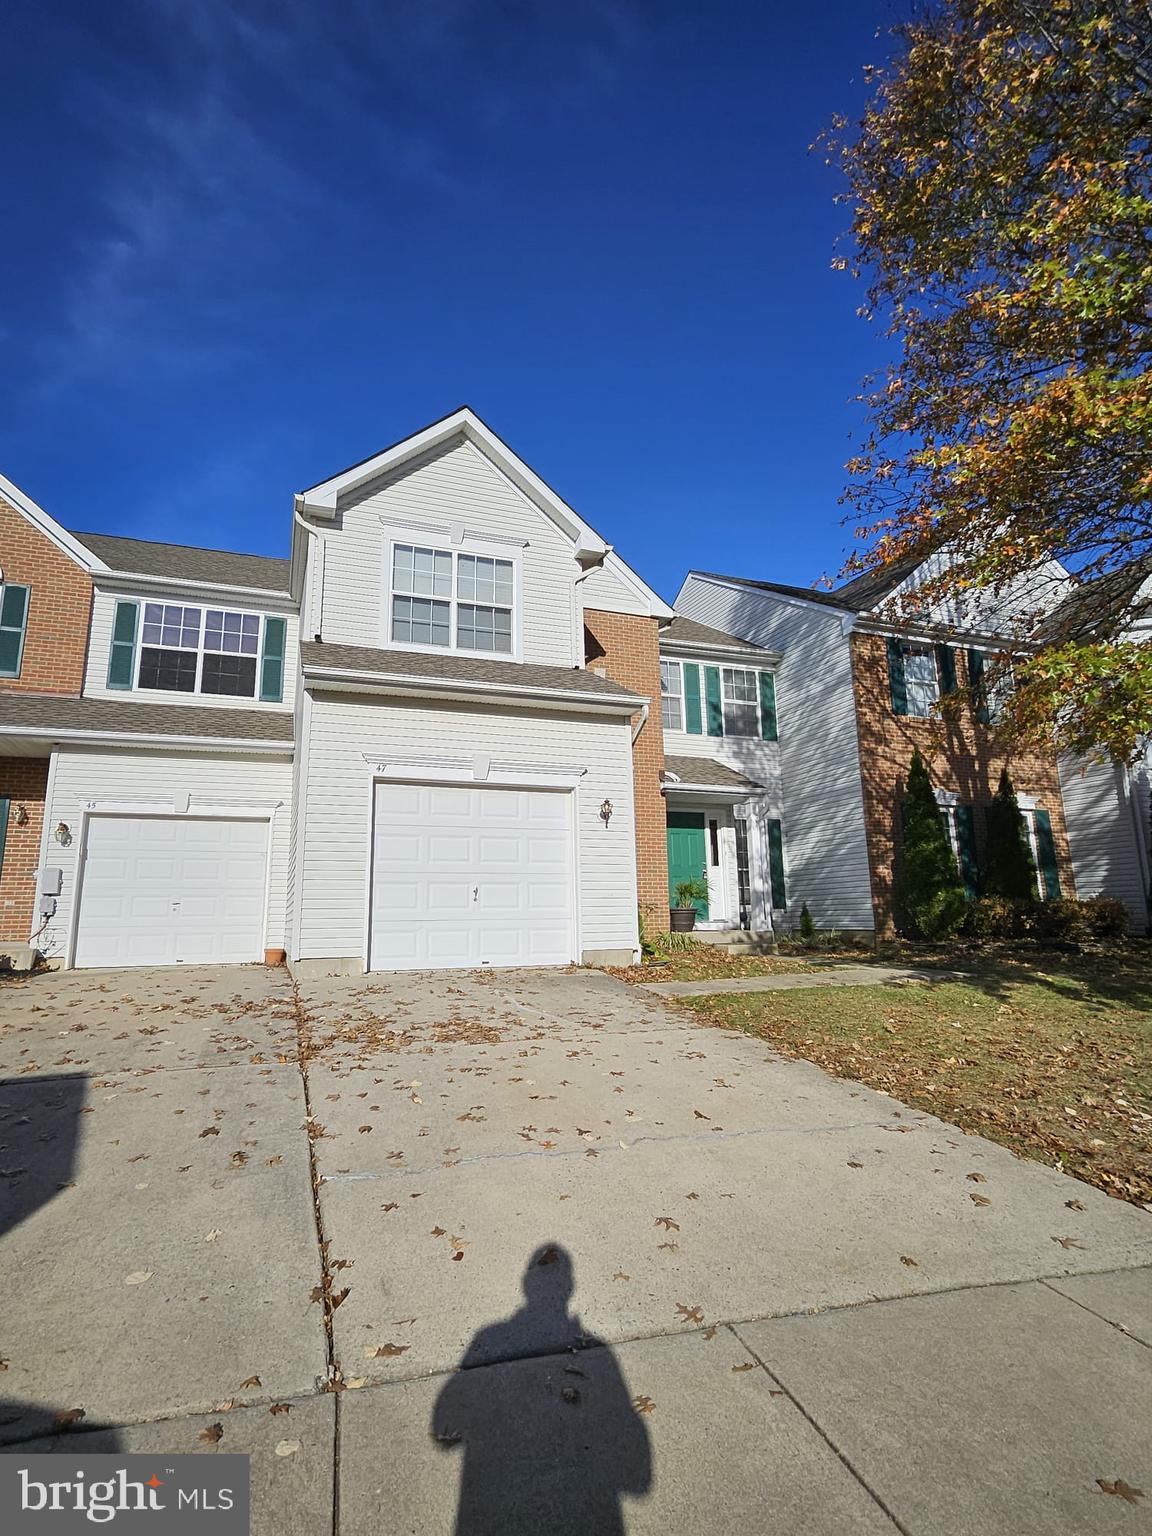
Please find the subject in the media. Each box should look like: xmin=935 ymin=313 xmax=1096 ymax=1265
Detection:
xmin=667 ymin=811 xmax=709 ymax=918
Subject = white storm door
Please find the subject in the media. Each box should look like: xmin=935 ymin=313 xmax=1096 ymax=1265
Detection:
xmin=369 ymin=782 xmax=572 ymax=971
xmin=74 ymin=816 xmax=268 ymax=967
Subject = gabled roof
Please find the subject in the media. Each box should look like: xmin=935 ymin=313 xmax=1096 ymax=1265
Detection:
xmin=72 ymin=531 xmax=291 ymax=594
xmin=295 ymin=406 xmax=607 ymax=557
xmin=660 ymin=615 xmax=772 ymax=653
xmin=0 ymin=472 xmax=108 ymax=573
xmin=1041 ymin=556 xmax=1152 ymax=642
xmin=663 ymin=755 xmax=762 ymax=790
xmin=688 ymin=560 xmax=921 ymax=616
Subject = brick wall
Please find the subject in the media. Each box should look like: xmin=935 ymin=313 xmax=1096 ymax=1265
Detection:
xmin=851 ymin=632 xmax=1075 ymax=934
xmin=0 ymin=758 xmax=47 ymax=945
xmin=0 ymin=493 xmax=93 ymax=695
xmin=583 ymin=608 xmax=669 ymax=933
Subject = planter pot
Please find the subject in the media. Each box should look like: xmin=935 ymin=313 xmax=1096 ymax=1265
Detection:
xmin=669 ymin=907 xmax=697 ymax=933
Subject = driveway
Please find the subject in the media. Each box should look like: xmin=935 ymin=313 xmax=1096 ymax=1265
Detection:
xmin=1 ymin=964 xmax=1150 ymax=1534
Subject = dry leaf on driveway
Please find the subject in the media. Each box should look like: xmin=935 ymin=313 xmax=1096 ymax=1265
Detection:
xmin=1097 ymin=1479 xmax=1143 ymax=1505
xmin=367 ymin=1344 xmax=409 ymax=1359
xmin=269 ymin=1403 xmax=292 ymax=1415
xmin=970 ymin=1194 xmax=992 ymax=1207
xmin=274 ymin=1440 xmax=300 ymax=1458
xmin=900 ymin=1255 xmax=919 ymax=1268
xmin=124 ymin=1271 xmax=153 ymax=1286
xmin=732 ymin=1362 xmax=757 ymax=1373
xmin=655 ymin=1217 xmax=680 ymax=1232
xmin=54 ymin=1408 xmax=85 ymax=1430
xmin=199 ymin=1423 xmax=223 ymax=1444
xmin=675 ymin=1303 xmax=704 ymax=1325
xmin=633 ymin=1396 xmax=656 ymax=1415
xmin=239 ymin=1376 xmax=261 ymax=1389
xmin=1052 ymin=1236 xmax=1084 ymax=1250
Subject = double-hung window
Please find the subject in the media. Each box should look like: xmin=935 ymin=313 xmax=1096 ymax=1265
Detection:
xmin=903 ymin=645 xmax=940 ymax=717
xmin=389 ymin=541 xmax=516 ymax=656
xmin=721 ymin=668 xmax=760 ymax=737
xmin=0 ymin=583 xmax=31 ymax=678
xmin=660 ymin=660 xmax=683 ymax=730
xmin=138 ymin=602 xmax=263 ymax=696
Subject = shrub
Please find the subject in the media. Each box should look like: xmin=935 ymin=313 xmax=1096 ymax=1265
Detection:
xmin=981 ymin=768 xmax=1037 ymax=900
xmin=966 ymin=896 xmax=1029 ymax=940
xmin=798 ymin=903 xmax=816 ymax=945
xmin=1080 ymin=896 xmax=1130 ymax=940
xmin=1028 ymin=899 xmax=1091 ymax=944
xmin=896 ymin=750 xmax=968 ymax=939
xmin=965 ymin=895 xmax=1131 ymax=944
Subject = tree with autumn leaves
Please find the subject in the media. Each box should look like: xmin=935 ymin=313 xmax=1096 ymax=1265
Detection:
xmin=826 ymin=0 xmax=1152 ymax=760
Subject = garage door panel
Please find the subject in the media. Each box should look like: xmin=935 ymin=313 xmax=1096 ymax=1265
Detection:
xmin=74 ymin=816 xmax=267 ymax=968
xmin=370 ymin=782 xmax=573 ymax=971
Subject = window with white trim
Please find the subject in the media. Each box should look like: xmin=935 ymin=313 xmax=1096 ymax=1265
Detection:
xmin=389 ymin=542 xmax=515 ymax=656
xmin=903 ymin=645 xmax=940 ymax=717
xmin=986 ymin=657 xmax=1015 ymax=723
xmin=138 ymin=602 xmax=262 ymax=696
xmin=660 ymin=659 xmax=683 ymax=730
xmin=721 ymin=667 xmax=759 ymax=737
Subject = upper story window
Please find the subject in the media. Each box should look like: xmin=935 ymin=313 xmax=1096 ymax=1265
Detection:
xmin=108 ymin=598 xmax=285 ymax=701
xmin=660 ymin=660 xmax=682 ymax=730
xmin=388 ymin=539 xmax=517 ymax=657
xmin=658 ymin=656 xmax=777 ymax=741
xmin=721 ymin=668 xmax=760 ymax=736
xmin=0 ymin=583 xmax=30 ymax=679
xmin=902 ymin=645 xmax=941 ymax=717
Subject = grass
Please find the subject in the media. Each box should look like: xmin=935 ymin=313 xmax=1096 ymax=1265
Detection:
xmin=683 ymin=961 xmax=1152 ymax=1206
xmin=606 ymin=940 xmax=823 ymax=984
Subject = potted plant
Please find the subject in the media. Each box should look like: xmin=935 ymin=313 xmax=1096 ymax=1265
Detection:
xmin=670 ymin=879 xmax=708 ymax=933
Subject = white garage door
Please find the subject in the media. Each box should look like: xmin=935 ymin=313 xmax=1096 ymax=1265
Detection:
xmin=370 ymin=782 xmax=572 ymax=971
xmin=74 ymin=816 xmax=268 ymax=968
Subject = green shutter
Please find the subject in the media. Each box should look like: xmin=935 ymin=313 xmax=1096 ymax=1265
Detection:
xmin=106 ymin=600 xmax=139 ymax=690
xmin=260 ymin=616 xmax=287 ymax=702
xmin=935 ymin=644 xmax=957 ymax=695
xmin=967 ymin=648 xmax=991 ymax=724
xmin=766 ymin=819 xmax=787 ymax=909
xmin=886 ymin=636 xmax=908 ymax=715
xmin=704 ymin=666 xmax=723 ymax=737
xmin=0 ymin=797 xmax=9 ymax=882
xmin=954 ymin=803 xmax=979 ymax=899
xmin=758 ymin=671 xmax=778 ymax=740
xmin=1033 ymin=809 xmax=1061 ymax=899
xmin=683 ymin=663 xmax=703 ymax=735
xmin=0 ymin=584 xmax=30 ymax=678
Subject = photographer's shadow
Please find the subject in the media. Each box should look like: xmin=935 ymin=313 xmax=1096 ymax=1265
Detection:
xmin=432 ymin=1244 xmax=652 ymax=1535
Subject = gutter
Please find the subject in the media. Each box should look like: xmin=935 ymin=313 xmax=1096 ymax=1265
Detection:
xmin=302 ymin=664 xmax=646 ymax=715
xmin=0 ymin=725 xmax=293 ymax=755
xmin=95 ymin=570 xmax=294 ymax=604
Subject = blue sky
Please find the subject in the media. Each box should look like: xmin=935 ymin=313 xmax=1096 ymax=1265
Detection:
xmin=1 ymin=0 xmax=902 ymax=601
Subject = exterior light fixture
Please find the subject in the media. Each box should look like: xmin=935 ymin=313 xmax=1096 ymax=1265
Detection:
xmin=12 ymin=804 xmax=29 ymax=826
xmin=54 ymin=822 xmax=72 ymax=846
xmin=599 ymin=798 xmax=614 ymax=827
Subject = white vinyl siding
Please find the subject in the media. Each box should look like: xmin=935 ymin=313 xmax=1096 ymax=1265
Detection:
xmin=579 ymin=560 xmax=651 ymax=616
xmin=35 ymin=747 xmax=293 ymax=963
xmin=1058 ymin=755 xmax=1148 ymax=930
xmin=83 ymin=585 xmax=298 ymax=711
xmin=672 ymin=577 xmax=875 ymax=933
xmin=316 ymin=437 xmax=581 ymax=667
xmin=295 ymin=696 xmax=638 ymax=964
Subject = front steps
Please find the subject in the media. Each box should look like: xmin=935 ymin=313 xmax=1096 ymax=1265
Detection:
xmin=693 ymin=928 xmax=777 ymax=955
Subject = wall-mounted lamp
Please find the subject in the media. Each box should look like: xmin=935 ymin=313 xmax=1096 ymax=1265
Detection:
xmin=599 ymin=798 xmax=614 ymax=827
xmin=12 ymin=804 xmax=29 ymax=827
xmin=54 ymin=822 xmax=72 ymax=847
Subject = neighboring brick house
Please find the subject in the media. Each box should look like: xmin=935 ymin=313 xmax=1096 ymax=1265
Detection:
xmin=0 ymin=476 xmax=97 ymax=952
xmin=672 ymin=552 xmax=1124 ymax=938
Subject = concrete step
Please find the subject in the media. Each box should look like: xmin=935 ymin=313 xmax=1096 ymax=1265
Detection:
xmin=693 ymin=929 xmax=777 ymax=954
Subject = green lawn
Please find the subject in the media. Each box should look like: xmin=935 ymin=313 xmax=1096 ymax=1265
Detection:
xmin=683 ymin=964 xmax=1152 ymax=1206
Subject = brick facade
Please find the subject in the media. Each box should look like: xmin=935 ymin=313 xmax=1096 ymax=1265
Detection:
xmin=584 ymin=608 xmax=669 ymax=933
xmin=0 ymin=758 xmax=48 ymax=946
xmin=0 ymin=493 xmax=93 ymax=696
xmin=851 ymin=632 xmax=1075 ymax=935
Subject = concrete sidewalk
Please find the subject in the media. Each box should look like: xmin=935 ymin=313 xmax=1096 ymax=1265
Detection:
xmin=1 ymin=962 xmax=1149 ymax=1535
xmin=644 ymin=963 xmax=969 ymax=996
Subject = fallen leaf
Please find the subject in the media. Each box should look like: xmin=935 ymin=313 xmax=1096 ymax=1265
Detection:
xmin=970 ymin=1194 xmax=992 ymax=1207
xmin=274 ymin=1440 xmax=300 ymax=1458
xmin=633 ymin=1395 xmax=656 ymax=1415
xmin=199 ymin=1127 xmax=220 ymax=1137
xmin=655 ymin=1217 xmax=680 ymax=1232
xmin=199 ymin=1423 xmax=223 ymax=1444
xmin=269 ymin=1403 xmax=292 ymax=1415
xmin=358 ymin=1126 xmax=372 ymax=1135
xmin=368 ymin=1344 xmax=409 ymax=1359
xmin=612 ymin=1271 xmax=630 ymax=1282
xmin=430 ymin=1227 xmax=446 ymax=1238
xmin=451 ymin=1251 xmax=464 ymax=1262
xmin=1065 ymin=1199 xmax=1085 ymax=1211
xmin=847 ymin=1160 xmax=863 ymax=1169
xmin=560 ymin=1386 xmax=580 ymax=1405
xmin=1097 ymin=1479 xmax=1143 ymax=1505
xmin=204 ymin=1230 xmax=221 ymax=1243
xmin=675 ymin=1303 xmax=704 ymax=1325
xmin=732 ymin=1362 xmax=756 ymax=1373
xmin=900 ymin=1255 xmax=919 ymax=1268
xmin=239 ymin=1376 xmax=261 ymax=1389
xmin=693 ymin=1110 xmax=710 ymax=1120
xmin=536 ymin=1246 xmax=561 ymax=1266
xmin=966 ymin=1172 xmax=987 ymax=1183
xmin=54 ymin=1408 xmax=85 ymax=1429
xmin=1052 ymin=1236 xmax=1084 ymax=1250
xmin=702 ymin=1325 xmax=718 ymax=1341
xmin=124 ymin=1270 xmax=154 ymax=1286
xmin=331 ymin=1288 xmax=350 ymax=1308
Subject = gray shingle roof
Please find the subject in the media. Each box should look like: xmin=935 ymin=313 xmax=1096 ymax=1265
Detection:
xmin=663 ymin=755 xmax=761 ymax=789
xmin=300 ymin=641 xmax=646 ymax=702
xmin=73 ymin=531 xmax=292 ymax=593
xmin=690 ymin=555 xmax=923 ymax=614
xmin=1041 ymin=557 xmax=1152 ymax=642
xmin=660 ymin=616 xmax=768 ymax=652
xmin=0 ymin=692 xmax=294 ymax=744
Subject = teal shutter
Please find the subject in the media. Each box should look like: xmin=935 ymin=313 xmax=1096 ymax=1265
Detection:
xmin=758 ymin=671 xmax=778 ymax=740
xmin=704 ymin=666 xmax=723 ymax=736
xmin=954 ymin=803 xmax=979 ymax=898
xmin=766 ymin=820 xmax=787 ymax=909
xmin=886 ymin=636 xmax=908 ymax=715
xmin=935 ymin=644 xmax=957 ymax=694
xmin=260 ymin=616 xmax=287 ymax=702
xmin=683 ymin=664 xmax=703 ymax=735
xmin=1033 ymin=809 xmax=1061 ymax=899
xmin=0 ymin=797 xmax=9 ymax=882
xmin=967 ymin=648 xmax=990 ymax=723
xmin=106 ymin=600 xmax=139 ymax=689
xmin=0 ymin=584 xmax=30 ymax=678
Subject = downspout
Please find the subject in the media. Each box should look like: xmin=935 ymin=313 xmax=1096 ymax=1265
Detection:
xmin=1123 ymin=760 xmax=1152 ymax=933
xmin=631 ymin=702 xmax=649 ymax=744
xmin=293 ymin=500 xmax=325 ymax=641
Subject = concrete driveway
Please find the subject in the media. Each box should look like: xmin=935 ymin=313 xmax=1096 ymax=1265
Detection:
xmin=1 ymin=964 xmax=1150 ymax=1535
